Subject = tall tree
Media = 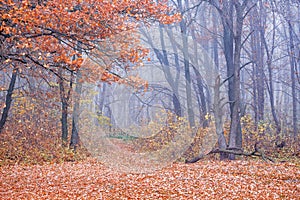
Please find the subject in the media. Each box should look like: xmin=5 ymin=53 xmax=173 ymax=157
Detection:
xmin=260 ymin=0 xmax=281 ymax=134
xmin=286 ymin=0 xmax=298 ymax=138
xmin=250 ymin=1 xmax=265 ymax=125
xmin=206 ymin=0 xmax=253 ymax=158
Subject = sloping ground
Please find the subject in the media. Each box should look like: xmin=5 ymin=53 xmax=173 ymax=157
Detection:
xmin=0 ymin=159 xmax=299 ymax=199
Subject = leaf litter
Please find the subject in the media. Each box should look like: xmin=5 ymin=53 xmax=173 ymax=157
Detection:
xmin=0 ymin=159 xmax=299 ymax=199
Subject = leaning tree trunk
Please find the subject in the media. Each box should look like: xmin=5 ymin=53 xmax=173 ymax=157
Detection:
xmin=178 ymin=0 xmax=195 ymax=127
xmin=140 ymin=26 xmax=182 ymax=117
xmin=190 ymin=24 xmax=209 ymax=128
xmin=0 ymin=69 xmax=17 ymax=134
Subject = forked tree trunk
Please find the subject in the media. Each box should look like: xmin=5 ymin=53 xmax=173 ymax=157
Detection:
xmin=227 ymin=1 xmax=245 ymax=159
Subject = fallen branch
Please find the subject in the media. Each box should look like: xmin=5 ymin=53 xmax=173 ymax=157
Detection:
xmin=208 ymin=148 xmax=275 ymax=163
xmin=185 ymin=145 xmax=275 ymax=163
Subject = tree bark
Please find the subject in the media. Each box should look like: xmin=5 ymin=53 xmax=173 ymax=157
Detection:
xmin=178 ymin=0 xmax=195 ymax=127
xmin=59 ymin=78 xmax=69 ymax=146
xmin=58 ymin=70 xmax=73 ymax=147
xmin=227 ymin=1 xmax=245 ymax=157
xmin=192 ymin=66 xmax=209 ymax=127
xmin=70 ymin=70 xmax=82 ymax=150
xmin=213 ymin=76 xmax=228 ymax=160
xmin=0 ymin=69 xmax=17 ymax=134
xmin=288 ymin=21 xmax=298 ymax=139
xmin=261 ymin=1 xmax=281 ymax=134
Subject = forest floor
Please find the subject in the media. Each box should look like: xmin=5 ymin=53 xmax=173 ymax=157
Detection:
xmin=0 ymin=158 xmax=299 ymax=199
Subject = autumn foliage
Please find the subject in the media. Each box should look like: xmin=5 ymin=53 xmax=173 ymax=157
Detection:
xmin=1 ymin=0 xmax=180 ymax=71
xmin=0 ymin=0 xmax=180 ymax=164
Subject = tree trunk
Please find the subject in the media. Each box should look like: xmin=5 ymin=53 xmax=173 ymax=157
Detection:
xmin=178 ymin=0 xmax=195 ymax=127
xmin=58 ymin=70 xmax=73 ymax=147
xmin=255 ymin=3 xmax=265 ymax=122
xmin=141 ymin=26 xmax=182 ymax=117
xmin=190 ymin=24 xmax=209 ymax=128
xmin=59 ymin=77 xmax=69 ymax=146
xmin=226 ymin=1 xmax=245 ymax=159
xmin=210 ymin=0 xmax=248 ymax=159
xmin=250 ymin=1 xmax=266 ymax=129
xmin=70 ymin=70 xmax=83 ymax=150
xmin=213 ymin=76 xmax=228 ymax=160
xmin=0 ymin=69 xmax=17 ymax=134
xmin=220 ymin=1 xmax=236 ymax=160
xmin=97 ymin=83 xmax=106 ymax=115
xmin=261 ymin=1 xmax=281 ymax=134
xmin=288 ymin=21 xmax=298 ymax=139
xmin=193 ymin=66 xmax=209 ymax=127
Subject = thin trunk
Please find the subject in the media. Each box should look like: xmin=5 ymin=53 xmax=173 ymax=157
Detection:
xmin=250 ymin=1 xmax=265 ymax=128
xmin=288 ymin=21 xmax=298 ymax=139
xmin=261 ymin=1 xmax=281 ymax=134
xmin=141 ymin=26 xmax=182 ymax=117
xmin=193 ymin=66 xmax=208 ymax=127
xmin=190 ymin=26 xmax=208 ymax=127
xmin=178 ymin=0 xmax=195 ymax=127
xmin=172 ymin=93 xmax=182 ymax=117
xmin=212 ymin=8 xmax=219 ymax=70
xmin=59 ymin=78 xmax=69 ymax=146
xmin=0 ymin=69 xmax=17 ymax=134
xmin=257 ymin=1 xmax=265 ymax=122
xmin=252 ymin=63 xmax=258 ymax=129
xmin=250 ymin=8 xmax=258 ymax=128
xmin=165 ymin=27 xmax=182 ymax=116
xmin=287 ymin=0 xmax=297 ymax=138
xmin=158 ymin=26 xmax=182 ymax=117
xmin=98 ymin=83 xmax=106 ymax=115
